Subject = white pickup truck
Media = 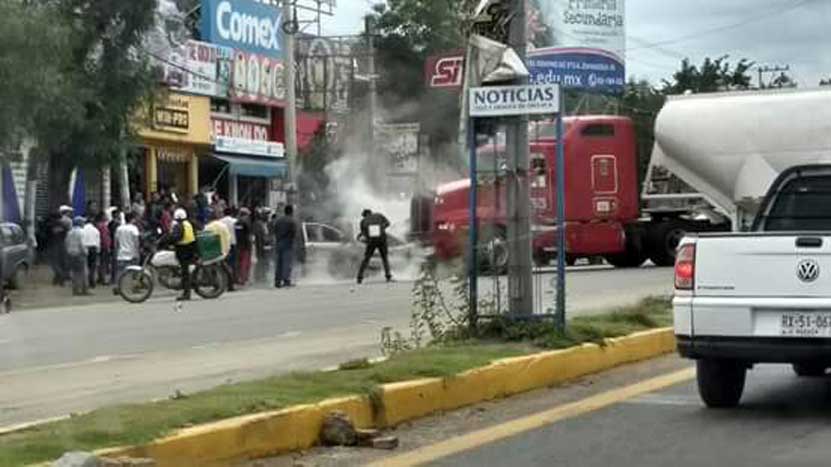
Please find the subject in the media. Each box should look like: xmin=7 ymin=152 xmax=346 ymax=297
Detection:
xmin=663 ymin=89 xmax=831 ymax=408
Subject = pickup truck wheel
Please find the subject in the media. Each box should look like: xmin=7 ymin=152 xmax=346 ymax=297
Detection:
xmin=793 ymin=363 xmax=827 ymax=377
xmin=696 ymin=359 xmax=746 ymax=408
xmin=647 ymin=221 xmax=687 ymax=267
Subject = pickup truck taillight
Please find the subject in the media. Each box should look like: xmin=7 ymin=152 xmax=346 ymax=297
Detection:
xmin=674 ymin=244 xmax=696 ymax=290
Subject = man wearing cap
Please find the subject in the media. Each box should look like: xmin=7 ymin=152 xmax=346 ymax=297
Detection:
xmin=167 ymin=208 xmax=197 ymax=301
xmin=65 ymin=216 xmax=89 ymax=296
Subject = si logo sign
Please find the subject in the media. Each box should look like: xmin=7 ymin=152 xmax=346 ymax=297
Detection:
xmin=425 ymin=52 xmax=464 ymax=90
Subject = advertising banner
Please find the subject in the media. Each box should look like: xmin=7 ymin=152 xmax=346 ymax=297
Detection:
xmin=427 ymin=1 xmax=626 ymax=93
xmin=201 ymin=0 xmax=283 ymax=58
xmin=230 ymin=50 xmax=286 ymax=106
xmin=164 ymin=40 xmax=232 ymax=97
xmin=215 ymin=136 xmax=285 ymax=158
xmin=529 ymin=0 xmax=626 ymax=92
xmin=296 ymin=36 xmax=357 ymax=113
xmin=211 ymin=118 xmax=272 ymax=141
xmin=375 ymin=123 xmax=420 ymax=175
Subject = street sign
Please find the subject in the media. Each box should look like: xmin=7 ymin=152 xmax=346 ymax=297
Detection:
xmin=469 ymin=84 xmax=560 ymax=117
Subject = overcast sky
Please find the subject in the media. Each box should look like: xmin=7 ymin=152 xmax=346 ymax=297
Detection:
xmin=317 ymin=0 xmax=830 ymax=88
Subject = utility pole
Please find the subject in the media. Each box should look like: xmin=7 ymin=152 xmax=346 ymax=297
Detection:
xmin=365 ymin=16 xmax=378 ymax=155
xmin=506 ymin=0 xmax=533 ymax=316
xmin=283 ymin=0 xmax=299 ymax=203
xmin=757 ymin=64 xmax=789 ymax=89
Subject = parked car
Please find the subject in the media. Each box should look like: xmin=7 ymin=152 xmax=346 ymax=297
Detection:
xmin=299 ymin=222 xmax=422 ymax=279
xmin=0 ymin=223 xmax=33 ymax=289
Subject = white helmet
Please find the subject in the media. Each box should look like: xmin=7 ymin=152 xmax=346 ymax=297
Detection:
xmin=173 ymin=208 xmax=188 ymax=220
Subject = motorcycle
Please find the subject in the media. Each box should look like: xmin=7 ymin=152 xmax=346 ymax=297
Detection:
xmin=117 ymin=232 xmax=228 ymax=304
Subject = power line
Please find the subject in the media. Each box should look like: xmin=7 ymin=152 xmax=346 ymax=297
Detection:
xmin=625 ymin=0 xmax=817 ymax=54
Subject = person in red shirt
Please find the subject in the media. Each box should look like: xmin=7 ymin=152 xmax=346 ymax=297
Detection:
xmin=160 ymin=201 xmax=174 ymax=234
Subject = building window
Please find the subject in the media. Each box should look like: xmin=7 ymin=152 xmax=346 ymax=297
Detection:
xmin=211 ymin=98 xmax=231 ymax=114
xmin=240 ymin=103 xmax=269 ymax=119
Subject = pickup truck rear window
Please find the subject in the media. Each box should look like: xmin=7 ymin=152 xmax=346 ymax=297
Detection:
xmin=763 ymin=175 xmax=831 ymax=231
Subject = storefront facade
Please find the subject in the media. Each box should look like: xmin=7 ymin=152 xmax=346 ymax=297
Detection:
xmin=138 ymin=93 xmax=212 ymax=198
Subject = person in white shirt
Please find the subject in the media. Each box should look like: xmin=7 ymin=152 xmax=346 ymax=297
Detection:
xmin=82 ymin=218 xmax=101 ymax=289
xmin=113 ymin=213 xmax=141 ymax=294
xmin=220 ymin=208 xmax=238 ymax=288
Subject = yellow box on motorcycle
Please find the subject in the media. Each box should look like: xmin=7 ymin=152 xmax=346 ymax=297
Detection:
xmin=196 ymin=232 xmax=223 ymax=263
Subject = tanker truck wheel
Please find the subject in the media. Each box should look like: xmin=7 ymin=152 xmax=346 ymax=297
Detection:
xmin=604 ymin=228 xmax=647 ymax=268
xmin=647 ymin=221 xmax=688 ymax=267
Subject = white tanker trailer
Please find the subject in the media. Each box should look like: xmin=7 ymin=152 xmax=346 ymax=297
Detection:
xmin=638 ymin=88 xmax=831 ymax=261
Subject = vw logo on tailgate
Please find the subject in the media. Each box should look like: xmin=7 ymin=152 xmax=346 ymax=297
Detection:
xmin=797 ymin=259 xmax=820 ymax=283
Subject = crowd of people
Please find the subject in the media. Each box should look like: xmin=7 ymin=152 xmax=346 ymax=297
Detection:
xmin=42 ymin=190 xmax=300 ymax=297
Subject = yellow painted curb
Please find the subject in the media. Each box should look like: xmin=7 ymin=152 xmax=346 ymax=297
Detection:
xmin=83 ymin=327 xmax=675 ymax=467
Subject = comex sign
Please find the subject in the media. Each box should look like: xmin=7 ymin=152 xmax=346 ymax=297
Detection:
xmin=202 ymin=0 xmax=283 ymax=58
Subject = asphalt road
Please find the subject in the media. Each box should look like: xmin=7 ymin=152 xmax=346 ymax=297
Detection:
xmin=438 ymin=364 xmax=831 ymax=467
xmin=0 ymin=265 xmax=672 ymax=427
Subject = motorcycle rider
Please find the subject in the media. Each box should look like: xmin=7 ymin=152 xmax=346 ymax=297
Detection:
xmin=168 ymin=208 xmax=197 ymax=301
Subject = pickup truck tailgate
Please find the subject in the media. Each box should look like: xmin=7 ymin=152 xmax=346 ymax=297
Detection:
xmin=695 ymin=234 xmax=831 ymax=298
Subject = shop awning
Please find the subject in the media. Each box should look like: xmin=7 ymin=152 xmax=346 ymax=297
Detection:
xmin=213 ymin=154 xmax=288 ymax=178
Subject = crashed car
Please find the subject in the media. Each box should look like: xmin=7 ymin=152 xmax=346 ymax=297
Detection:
xmin=299 ymin=222 xmax=423 ymax=279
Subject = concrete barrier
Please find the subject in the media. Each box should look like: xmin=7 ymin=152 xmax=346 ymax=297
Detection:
xmin=92 ymin=328 xmax=675 ymax=467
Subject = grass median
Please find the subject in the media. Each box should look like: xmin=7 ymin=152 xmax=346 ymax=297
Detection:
xmin=0 ymin=297 xmax=670 ymax=467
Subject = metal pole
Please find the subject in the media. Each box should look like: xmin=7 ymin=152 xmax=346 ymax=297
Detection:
xmin=468 ymin=117 xmax=478 ymax=330
xmin=506 ymin=0 xmax=533 ymax=315
xmin=366 ymin=17 xmax=378 ymax=155
xmin=283 ymin=0 xmax=298 ymax=202
xmin=555 ymin=94 xmax=567 ymax=331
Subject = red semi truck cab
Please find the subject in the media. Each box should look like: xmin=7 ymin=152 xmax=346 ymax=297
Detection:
xmin=431 ymin=116 xmax=640 ymax=267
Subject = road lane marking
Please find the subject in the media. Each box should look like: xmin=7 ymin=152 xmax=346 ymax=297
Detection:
xmin=369 ymin=367 xmax=695 ymax=467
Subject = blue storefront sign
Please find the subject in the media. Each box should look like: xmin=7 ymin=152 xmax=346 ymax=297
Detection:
xmin=527 ymin=48 xmax=625 ymax=93
xmin=201 ymin=0 xmax=283 ymax=58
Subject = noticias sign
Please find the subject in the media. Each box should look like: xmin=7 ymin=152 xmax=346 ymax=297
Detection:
xmin=469 ymin=84 xmax=560 ymax=117
xmin=201 ymin=0 xmax=283 ymax=57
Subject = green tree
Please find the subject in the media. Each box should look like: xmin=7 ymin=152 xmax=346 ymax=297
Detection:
xmin=30 ymin=0 xmax=161 ymax=209
xmin=367 ymin=0 xmax=478 ymax=153
xmin=0 ymin=2 xmax=74 ymax=156
xmin=661 ymin=56 xmax=754 ymax=94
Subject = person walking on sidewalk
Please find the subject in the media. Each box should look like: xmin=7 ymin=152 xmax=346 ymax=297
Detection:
xmin=65 ymin=217 xmax=89 ymax=296
xmin=167 ymin=208 xmax=197 ymax=301
xmin=49 ymin=206 xmax=73 ymax=286
xmin=253 ymin=208 xmax=271 ymax=284
xmin=356 ymin=209 xmax=393 ymax=284
xmin=205 ymin=211 xmax=234 ymax=292
xmin=113 ymin=213 xmax=140 ymax=294
xmin=273 ymin=205 xmax=298 ymax=288
xmin=220 ymin=208 xmax=238 ymax=287
xmin=82 ymin=217 xmax=101 ymax=289
xmin=236 ymin=207 xmax=253 ymax=286
xmin=95 ymin=213 xmax=111 ymax=285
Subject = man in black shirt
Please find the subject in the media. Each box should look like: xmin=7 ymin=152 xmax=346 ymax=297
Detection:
xmin=273 ymin=205 xmax=298 ymax=288
xmin=357 ymin=209 xmax=392 ymax=284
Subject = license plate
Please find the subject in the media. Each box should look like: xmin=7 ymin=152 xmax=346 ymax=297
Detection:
xmin=780 ymin=312 xmax=831 ymax=337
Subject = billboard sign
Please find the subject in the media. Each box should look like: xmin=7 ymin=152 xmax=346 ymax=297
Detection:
xmin=230 ymin=50 xmax=286 ymax=106
xmin=375 ymin=123 xmax=420 ymax=175
xmin=201 ymin=0 xmax=283 ymax=58
xmin=528 ymin=0 xmax=626 ymax=92
xmin=296 ymin=36 xmax=357 ymax=113
xmin=164 ymin=40 xmax=232 ymax=97
xmin=427 ymin=1 xmax=626 ymax=93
